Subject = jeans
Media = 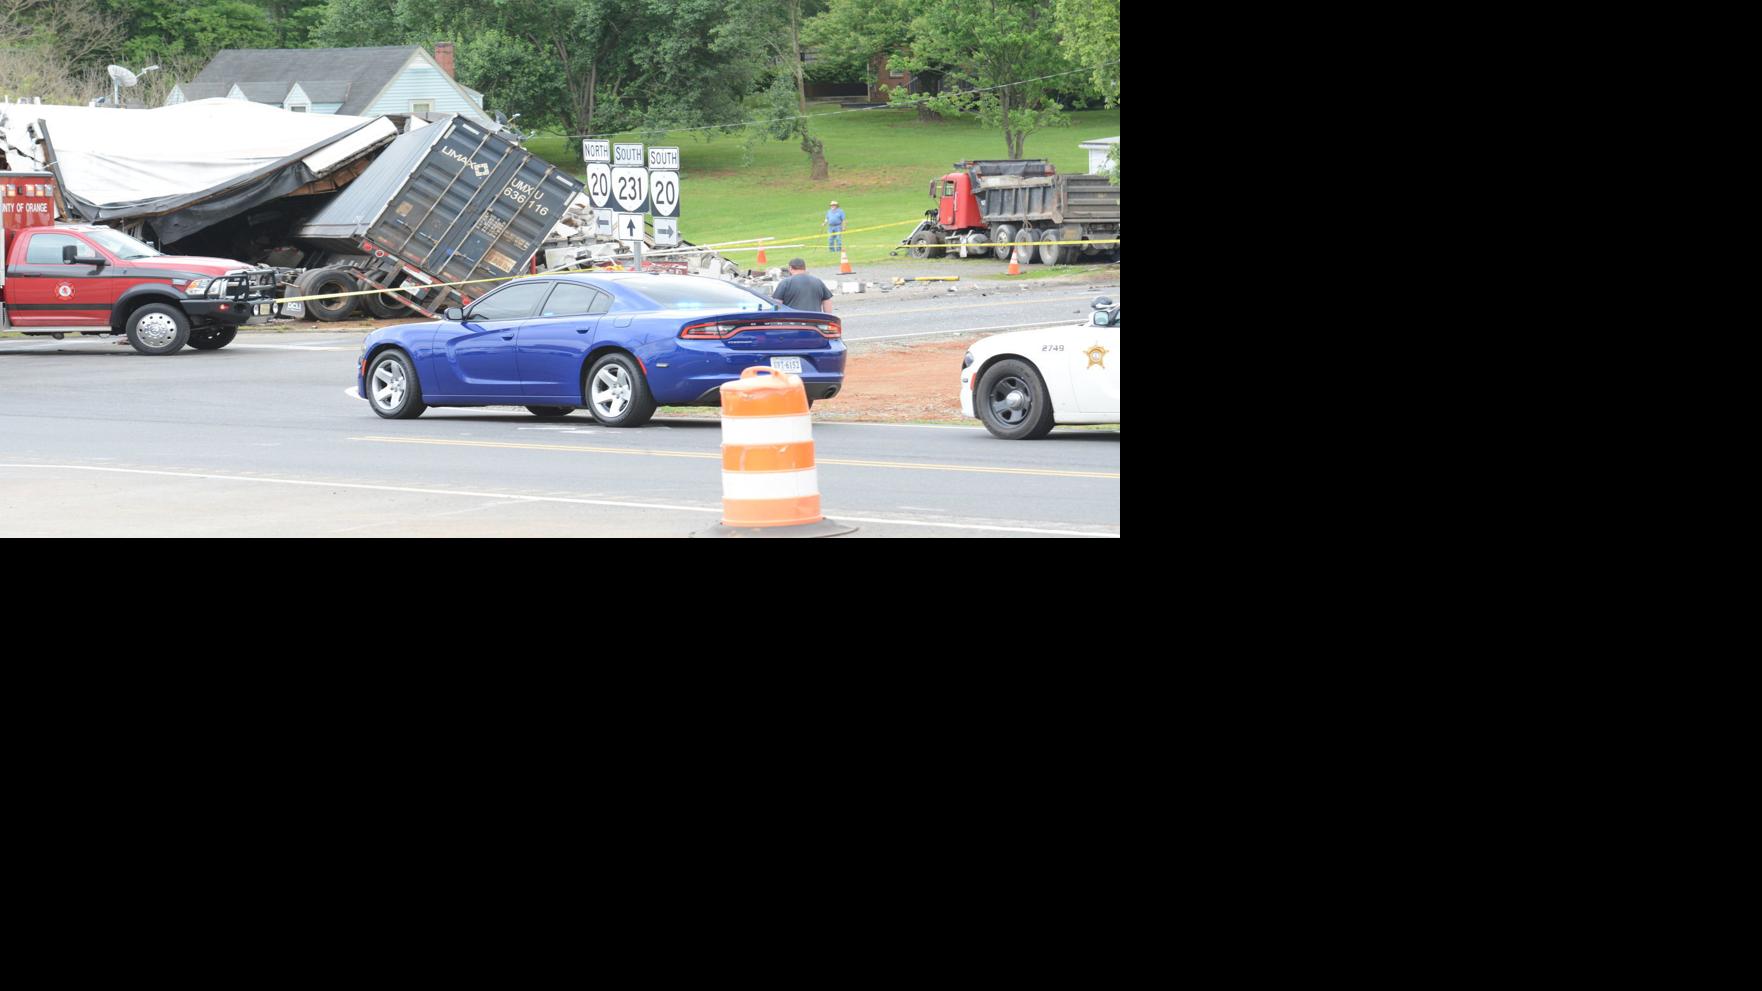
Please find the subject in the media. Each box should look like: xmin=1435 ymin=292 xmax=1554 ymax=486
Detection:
xmin=828 ymin=230 xmax=843 ymax=252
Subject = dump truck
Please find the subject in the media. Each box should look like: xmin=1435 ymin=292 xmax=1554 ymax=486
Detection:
xmin=2 ymin=171 xmax=276 ymax=354
xmin=287 ymin=115 xmax=585 ymax=321
xmin=899 ymin=160 xmax=1121 ymax=265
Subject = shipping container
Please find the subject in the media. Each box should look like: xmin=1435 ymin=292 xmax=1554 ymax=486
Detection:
xmin=296 ymin=116 xmax=584 ymax=315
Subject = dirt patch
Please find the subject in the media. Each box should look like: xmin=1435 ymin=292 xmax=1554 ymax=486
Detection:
xmin=820 ymin=338 xmax=975 ymax=423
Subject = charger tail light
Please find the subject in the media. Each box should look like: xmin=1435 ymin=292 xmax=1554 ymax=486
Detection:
xmin=679 ymin=318 xmax=843 ymax=340
xmin=680 ymin=320 xmax=740 ymax=340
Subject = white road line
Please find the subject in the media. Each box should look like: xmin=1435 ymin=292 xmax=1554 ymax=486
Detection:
xmin=0 ymin=464 xmax=1119 ymax=537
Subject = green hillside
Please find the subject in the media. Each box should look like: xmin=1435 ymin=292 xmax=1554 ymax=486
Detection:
xmin=526 ymin=104 xmax=1120 ymax=267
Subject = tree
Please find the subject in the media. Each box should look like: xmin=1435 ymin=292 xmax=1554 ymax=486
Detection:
xmin=1054 ymin=0 xmax=1119 ymax=107
xmin=0 ymin=0 xmax=123 ymax=105
xmin=802 ymin=0 xmax=940 ymax=121
xmin=720 ymin=0 xmax=830 ymax=180
xmin=895 ymin=0 xmax=1069 ymax=159
xmin=253 ymin=0 xmax=330 ymax=48
xmin=310 ymin=0 xmax=432 ymax=47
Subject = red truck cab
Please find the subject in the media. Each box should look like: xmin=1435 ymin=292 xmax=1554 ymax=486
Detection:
xmin=933 ymin=171 xmax=987 ymax=231
xmin=2 ymin=171 xmax=276 ymax=355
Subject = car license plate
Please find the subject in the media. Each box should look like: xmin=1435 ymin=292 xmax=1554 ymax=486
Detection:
xmin=770 ymin=357 xmax=803 ymax=374
xmin=280 ymin=302 xmax=304 ymax=319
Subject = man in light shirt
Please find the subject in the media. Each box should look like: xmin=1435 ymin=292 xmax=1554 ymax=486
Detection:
xmin=822 ymin=200 xmax=846 ymax=253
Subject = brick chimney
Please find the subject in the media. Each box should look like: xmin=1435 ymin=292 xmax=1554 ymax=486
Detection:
xmin=434 ymin=42 xmax=455 ymax=79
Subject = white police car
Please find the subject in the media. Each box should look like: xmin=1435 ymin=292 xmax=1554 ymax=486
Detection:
xmin=960 ymin=297 xmax=1121 ymax=439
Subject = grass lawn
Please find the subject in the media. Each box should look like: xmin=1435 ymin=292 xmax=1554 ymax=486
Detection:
xmin=525 ymin=104 xmax=1119 ymax=268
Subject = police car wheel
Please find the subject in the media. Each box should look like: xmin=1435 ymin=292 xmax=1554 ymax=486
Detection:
xmin=125 ymin=304 xmax=191 ymax=356
xmin=188 ymin=328 xmax=237 ymax=351
xmin=977 ymin=359 xmax=1056 ymax=440
xmin=584 ymin=354 xmax=656 ymax=428
xmin=368 ymin=350 xmax=427 ymax=419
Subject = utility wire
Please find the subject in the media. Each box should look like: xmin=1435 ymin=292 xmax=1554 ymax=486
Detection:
xmin=570 ymin=60 xmax=1121 ymax=140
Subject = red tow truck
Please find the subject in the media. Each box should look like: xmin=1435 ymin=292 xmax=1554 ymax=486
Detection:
xmin=2 ymin=171 xmax=276 ymax=355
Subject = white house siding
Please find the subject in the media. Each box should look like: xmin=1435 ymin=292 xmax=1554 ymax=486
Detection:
xmin=363 ymin=64 xmax=490 ymax=124
xmin=311 ymin=103 xmax=344 ymax=114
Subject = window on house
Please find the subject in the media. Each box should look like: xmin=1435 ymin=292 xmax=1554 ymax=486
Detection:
xmin=411 ymin=101 xmax=435 ymax=115
xmin=289 ymin=104 xmax=308 ymax=113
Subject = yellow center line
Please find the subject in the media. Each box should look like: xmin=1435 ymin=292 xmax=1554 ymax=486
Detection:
xmin=350 ymin=435 xmax=1120 ymax=480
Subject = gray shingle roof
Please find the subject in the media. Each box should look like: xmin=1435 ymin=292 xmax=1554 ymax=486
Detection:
xmin=233 ymin=81 xmax=291 ymax=103
xmin=173 ymin=82 xmax=231 ymax=102
xmin=292 ymin=81 xmax=352 ymax=104
xmin=193 ymin=46 xmax=422 ymax=116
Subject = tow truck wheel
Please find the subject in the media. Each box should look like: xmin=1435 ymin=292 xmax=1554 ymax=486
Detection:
xmin=300 ymin=268 xmax=361 ymax=322
xmin=188 ymin=328 xmax=237 ymax=351
xmin=125 ymin=304 xmax=191 ymax=356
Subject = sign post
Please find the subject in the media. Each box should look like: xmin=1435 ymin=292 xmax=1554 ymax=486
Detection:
xmin=583 ymin=140 xmax=614 ymax=246
xmin=648 ymin=146 xmax=681 ymax=255
xmin=612 ymin=142 xmax=646 ymax=270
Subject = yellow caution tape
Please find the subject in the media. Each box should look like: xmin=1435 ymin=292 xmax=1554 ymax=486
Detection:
xmin=270 ymin=220 xmax=1117 ymax=306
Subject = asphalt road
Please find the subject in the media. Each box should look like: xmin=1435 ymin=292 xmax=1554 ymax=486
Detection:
xmin=833 ymin=280 xmax=1120 ymax=343
xmin=0 ymin=288 xmax=1120 ymax=537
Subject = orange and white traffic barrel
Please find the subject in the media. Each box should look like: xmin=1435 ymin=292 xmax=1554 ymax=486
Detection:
xmin=697 ymin=367 xmax=855 ymax=538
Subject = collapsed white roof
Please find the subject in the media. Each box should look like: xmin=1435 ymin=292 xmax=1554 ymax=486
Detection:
xmin=0 ymin=98 xmax=397 ymax=242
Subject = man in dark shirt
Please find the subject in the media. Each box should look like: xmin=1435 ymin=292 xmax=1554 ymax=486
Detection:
xmin=771 ymin=258 xmax=833 ymax=313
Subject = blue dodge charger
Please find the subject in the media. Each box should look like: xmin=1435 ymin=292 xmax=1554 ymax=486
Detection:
xmin=357 ymin=273 xmax=845 ymax=426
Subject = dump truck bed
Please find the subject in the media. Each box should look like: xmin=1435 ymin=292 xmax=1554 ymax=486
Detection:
xmin=973 ymin=173 xmax=1121 ymax=227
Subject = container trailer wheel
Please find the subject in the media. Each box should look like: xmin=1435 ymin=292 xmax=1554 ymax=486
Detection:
xmin=299 ymin=268 xmax=361 ymax=322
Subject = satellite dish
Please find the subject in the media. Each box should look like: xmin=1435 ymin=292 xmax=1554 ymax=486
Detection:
xmin=107 ymin=65 xmax=139 ymax=88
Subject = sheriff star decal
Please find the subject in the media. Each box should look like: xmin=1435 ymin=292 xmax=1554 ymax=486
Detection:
xmin=1085 ymin=344 xmax=1109 ymax=369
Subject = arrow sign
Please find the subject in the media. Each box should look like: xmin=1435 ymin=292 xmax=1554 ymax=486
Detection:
xmin=615 ymin=212 xmax=645 ymax=245
xmin=653 ymin=217 xmax=680 ymax=247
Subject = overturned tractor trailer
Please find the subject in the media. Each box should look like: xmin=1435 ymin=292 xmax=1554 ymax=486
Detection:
xmin=900 ymin=159 xmax=1121 ymax=266
xmin=287 ymin=115 xmax=585 ymax=321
